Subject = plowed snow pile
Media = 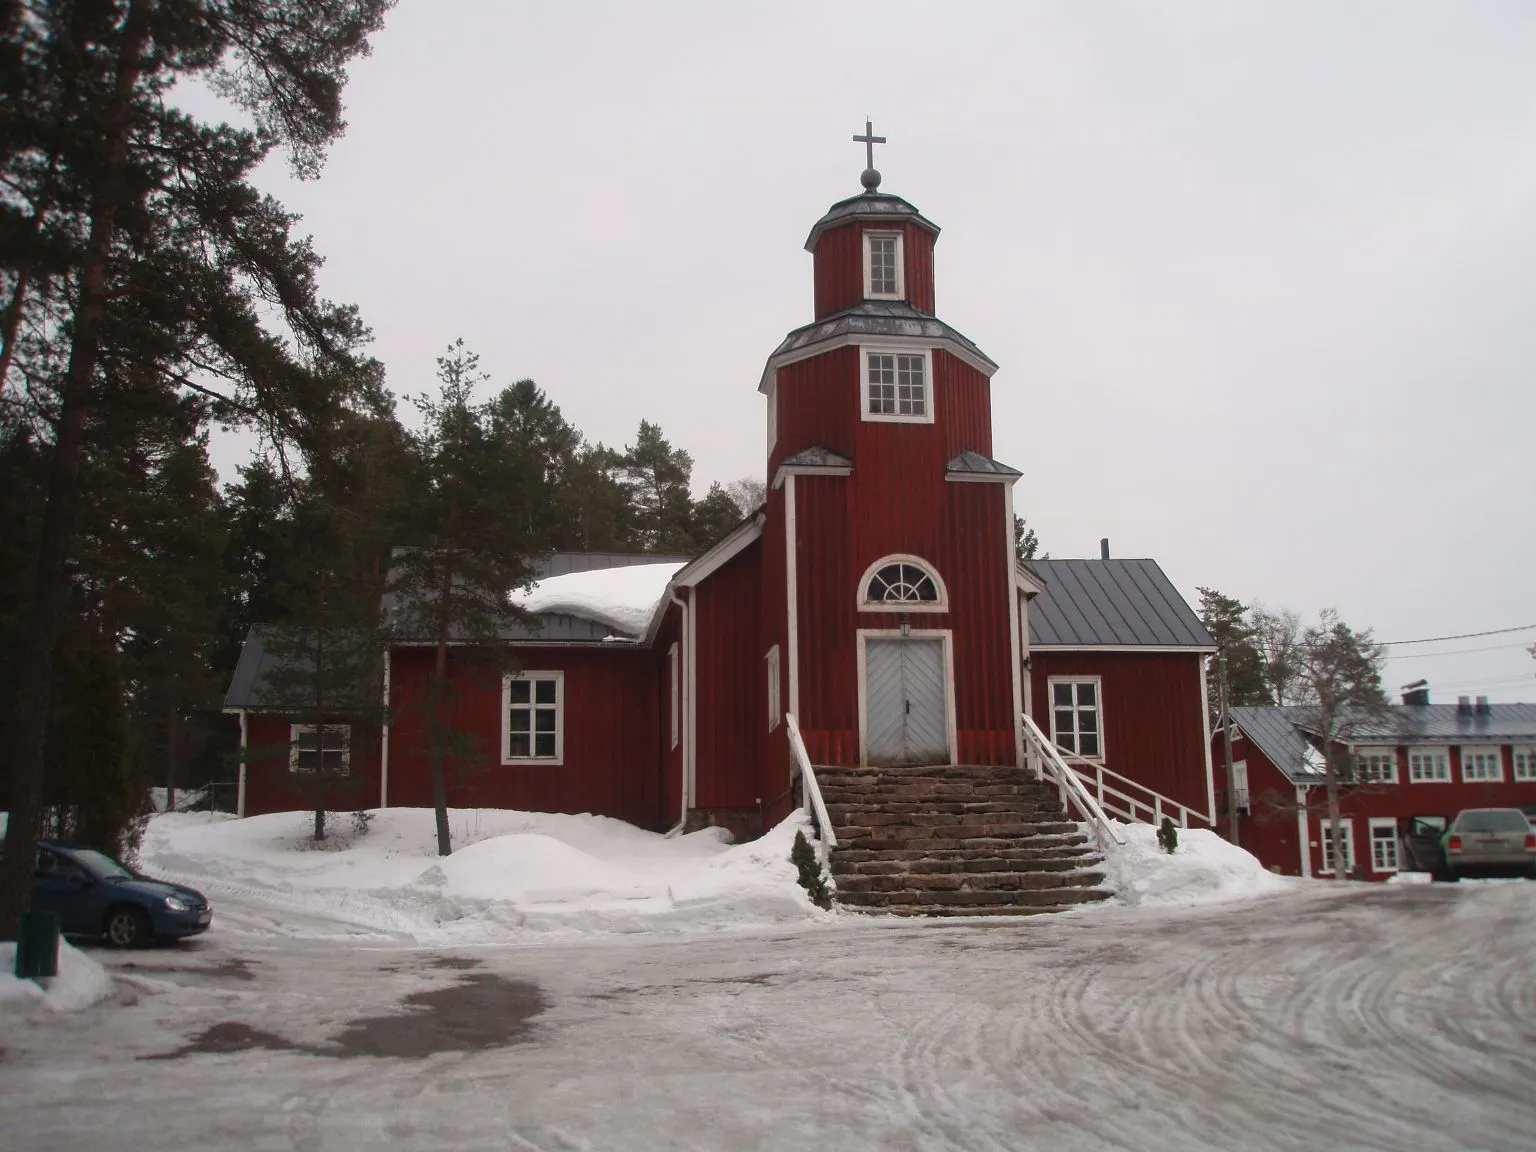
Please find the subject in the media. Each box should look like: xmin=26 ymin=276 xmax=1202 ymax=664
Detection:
xmin=1095 ymin=820 xmax=1296 ymax=907
xmin=139 ymin=807 xmax=829 ymax=943
xmin=0 ymin=939 xmax=112 ymax=1015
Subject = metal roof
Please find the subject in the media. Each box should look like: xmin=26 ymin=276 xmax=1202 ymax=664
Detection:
xmin=946 ymin=450 xmax=1021 ymax=480
xmin=1025 ymin=559 xmax=1215 ymax=649
xmin=804 ymin=190 xmax=940 ymax=251
xmin=1226 ymin=703 xmax=1536 ymax=783
xmin=762 ymin=300 xmax=997 ymax=387
xmin=779 ymin=445 xmax=853 ymax=470
xmin=533 ymin=551 xmax=690 ymax=579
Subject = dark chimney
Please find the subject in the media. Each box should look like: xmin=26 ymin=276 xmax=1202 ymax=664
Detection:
xmin=1100 ymin=538 xmax=1110 ymax=560
xmin=1475 ymin=695 xmax=1492 ymax=717
xmin=1457 ymin=695 xmax=1473 ymax=716
xmin=1401 ymin=680 xmax=1430 ymax=706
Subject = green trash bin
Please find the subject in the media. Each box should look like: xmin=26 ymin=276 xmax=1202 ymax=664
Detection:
xmin=14 ymin=910 xmax=61 ymax=980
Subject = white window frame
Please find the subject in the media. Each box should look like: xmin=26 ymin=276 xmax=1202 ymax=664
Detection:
xmin=1353 ymin=746 xmax=1397 ymax=784
xmin=1318 ymin=817 xmax=1355 ymax=875
xmin=1408 ymin=746 xmax=1450 ymax=783
xmin=1232 ymin=760 xmax=1249 ymax=813
xmin=863 ymin=230 xmax=904 ymax=300
xmin=288 ymin=724 xmax=351 ymax=775
xmin=1368 ymin=817 xmax=1400 ymax=874
xmin=1460 ymin=745 xmax=1503 ymax=783
xmin=766 ymin=645 xmax=781 ymax=732
xmin=862 ymin=347 xmax=934 ymax=425
xmin=502 ymin=671 xmax=564 ymax=765
xmin=1514 ymin=745 xmax=1536 ymax=782
xmin=1047 ymin=676 xmax=1105 ymax=762
xmin=856 ymin=553 xmax=949 ymax=613
xmin=668 ymin=644 xmax=680 ymax=750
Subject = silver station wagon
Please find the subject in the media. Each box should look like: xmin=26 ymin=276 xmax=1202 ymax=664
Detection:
xmin=1444 ymin=808 xmax=1536 ymax=880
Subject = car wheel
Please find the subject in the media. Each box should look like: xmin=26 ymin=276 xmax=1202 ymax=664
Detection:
xmin=104 ymin=905 xmax=151 ymax=948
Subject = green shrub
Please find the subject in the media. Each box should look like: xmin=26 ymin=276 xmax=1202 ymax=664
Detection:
xmin=1157 ymin=816 xmax=1179 ymax=855
xmin=790 ymin=829 xmax=832 ymax=910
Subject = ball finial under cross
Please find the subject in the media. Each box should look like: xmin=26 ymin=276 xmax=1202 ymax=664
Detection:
xmin=853 ymin=119 xmax=886 ymax=193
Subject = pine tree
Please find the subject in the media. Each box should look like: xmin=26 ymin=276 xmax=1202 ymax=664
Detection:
xmin=1013 ymin=515 xmax=1044 ymax=563
xmin=1197 ymin=587 xmax=1272 ymax=721
xmin=0 ymin=0 xmax=394 ymax=939
xmin=688 ymin=482 xmax=744 ymax=553
xmin=617 ymin=420 xmax=696 ymax=553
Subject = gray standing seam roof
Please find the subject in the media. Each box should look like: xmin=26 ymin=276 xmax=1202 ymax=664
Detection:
xmin=1025 ymin=559 xmax=1215 ymax=649
xmin=764 ymin=300 xmax=997 ymax=377
xmin=803 ymin=190 xmax=940 ymax=251
xmin=1225 ymin=706 xmax=1324 ymax=784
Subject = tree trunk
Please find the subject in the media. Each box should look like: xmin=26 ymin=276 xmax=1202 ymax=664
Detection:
xmin=166 ymin=692 xmax=179 ymax=813
xmin=0 ymin=0 xmax=154 ymax=941
xmin=429 ymin=550 xmax=455 ymax=857
xmin=313 ymin=568 xmax=328 ymax=842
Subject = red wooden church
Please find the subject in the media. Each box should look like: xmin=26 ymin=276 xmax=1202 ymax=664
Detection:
xmin=226 ymin=134 xmax=1219 ymax=850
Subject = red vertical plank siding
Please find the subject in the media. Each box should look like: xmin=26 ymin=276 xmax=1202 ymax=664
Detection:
xmin=934 ymin=351 xmax=993 ymax=458
xmin=243 ymin=715 xmax=382 ymax=816
xmin=691 ymin=541 xmax=765 ymax=809
xmin=385 ymin=645 xmax=663 ymax=829
xmin=769 ymin=347 xmax=859 ymax=476
xmin=1029 ymin=652 xmax=1210 ymax=815
xmin=812 ymin=221 xmax=937 ymax=319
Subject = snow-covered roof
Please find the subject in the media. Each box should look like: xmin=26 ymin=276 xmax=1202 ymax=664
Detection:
xmin=512 ymin=561 xmax=687 ymax=638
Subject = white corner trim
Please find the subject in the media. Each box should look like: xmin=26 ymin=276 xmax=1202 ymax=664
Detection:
xmin=855 ymin=553 xmax=949 ymax=613
xmin=855 ymin=628 xmax=958 ymax=768
xmin=1014 ymin=565 xmax=1047 ymax=596
xmin=236 ymin=709 xmax=247 ymax=819
xmin=1296 ymin=787 xmax=1311 ymax=878
xmin=686 ymin=588 xmax=698 ymax=808
xmin=1004 ymin=486 xmax=1025 ymax=769
xmin=786 ymin=474 xmax=801 ymax=724
xmin=1200 ymin=653 xmax=1215 ymax=824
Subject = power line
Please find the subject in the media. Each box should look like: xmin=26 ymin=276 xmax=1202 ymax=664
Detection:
xmin=1387 ymin=642 xmax=1532 ymax=660
xmin=1382 ymin=623 xmax=1536 ymax=647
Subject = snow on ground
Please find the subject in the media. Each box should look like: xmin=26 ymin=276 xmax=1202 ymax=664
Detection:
xmin=510 ymin=560 xmax=685 ymax=635
xmin=1093 ymin=819 xmax=1297 ymax=907
xmin=138 ymin=806 xmax=827 ymax=942
xmin=0 ymin=938 xmax=112 ymax=1014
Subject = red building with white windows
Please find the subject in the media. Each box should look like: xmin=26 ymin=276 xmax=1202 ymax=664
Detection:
xmin=226 ymin=149 xmax=1220 ymax=843
xmin=1216 ymin=689 xmax=1536 ymax=878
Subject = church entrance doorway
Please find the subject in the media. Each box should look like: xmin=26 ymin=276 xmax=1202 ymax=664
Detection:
xmin=861 ymin=634 xmax=953 ymax=766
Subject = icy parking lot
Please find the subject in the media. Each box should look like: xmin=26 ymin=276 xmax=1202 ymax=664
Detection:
xmin=2 ymin=880 xmax=1533 ymax=1152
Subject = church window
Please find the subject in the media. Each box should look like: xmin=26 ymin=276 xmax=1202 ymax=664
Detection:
xmin=766 ymin=645 xmax=781 ymax=732
xmin=863 ymin=231 xmax=903 ymax=299
xmin=503 ymin=672 xmax=564 ymax=763
xmin=289 ymin=724 xmax=350 ymax=774
xmin=859 ymin=556 xmax=947 ymax=611
xmin=1048 ymin=678 xmax=1103 ymax=760
xmin=864 ymin=350 xmax=930 ymax=423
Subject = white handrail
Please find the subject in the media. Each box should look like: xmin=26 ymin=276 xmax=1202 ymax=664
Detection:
xmin=1021 ymin=712 xmax=1125 ymax=846
xmin=785 ymin=713 xmax=836 ymax=870
xmin=1053 ymin=746 xmax=1215 ymax=829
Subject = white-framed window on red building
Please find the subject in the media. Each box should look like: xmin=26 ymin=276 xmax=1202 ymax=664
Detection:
xmin=503 ymin=672 xmax=563 ymax=764
xmin=863 ymin=350 xmax=931 ymax=423
xmin=1514 ymin=746 xmax=1536 ymax=782
xmin=766 ymin=645 xmax=781 ymax=732
xmin=1369 ymin=818 xmax=1399 ymax=873
xmin=1460 ymin=746 xmax=1502 ymax=783
xmin=668 ymin=644 xmax=680 ymax=751
xmin=289 ymin=724 xmax=350 ymax=775
xmin=1408 ymin=747 xmax=1450 ymax=783
xmin=1048 ymin=678 xmax=1103 ymax=760
xmin=1353 ymin=747 xmax=1397 ymax=783
xmin=863 ymin=231 xmax=903 ymax=300
xmin=1319 ymin=817 xmax=1355 ymax=875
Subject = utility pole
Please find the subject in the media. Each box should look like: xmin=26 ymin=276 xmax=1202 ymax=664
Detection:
xmin=1219 ymin=650 xmax=1239 ymax=845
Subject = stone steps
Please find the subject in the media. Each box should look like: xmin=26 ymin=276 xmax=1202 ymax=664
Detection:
xmin=817 ymin=763 xmax=1112 ymax=918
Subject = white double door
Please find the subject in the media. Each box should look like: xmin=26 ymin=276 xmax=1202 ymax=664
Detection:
xmin=864 ymin=636 xmax=951 ymax=766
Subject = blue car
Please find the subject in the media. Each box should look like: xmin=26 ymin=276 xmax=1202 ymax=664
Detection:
xmin=29 ymin=841 xmax=212 ymax=947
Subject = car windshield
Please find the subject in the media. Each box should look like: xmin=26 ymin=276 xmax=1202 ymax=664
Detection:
xmin=68 ymin=849 xmax=138 ymax=880
xmin=1455 ymin=810 xmax=1529 ymax=833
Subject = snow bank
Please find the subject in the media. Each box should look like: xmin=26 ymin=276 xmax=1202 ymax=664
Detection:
xmin=512 ymin=561 xmax=686 ymax=636
xmin=1095 ymin=821 xmax=1295 ymax=908
xmin=0 ymin=939 xmax=113 ymax=1015
xmin=139 ymin=806 xmax=828 ymax=943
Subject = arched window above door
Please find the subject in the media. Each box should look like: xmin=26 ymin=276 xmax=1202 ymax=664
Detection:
xmin=858 ymin=555 xmax=948 ymax=612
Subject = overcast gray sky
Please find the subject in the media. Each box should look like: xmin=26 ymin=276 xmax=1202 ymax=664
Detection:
xmin=207 ymin=1 xmax=1536 ymax=700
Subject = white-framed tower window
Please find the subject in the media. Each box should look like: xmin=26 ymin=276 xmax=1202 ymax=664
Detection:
xmin=1369 ymin=818 xmax=1400 ymax=873
xmin=1514 ymin=746 xmax=1536 ymax=781
xmin=766 ymin=645 xmax=781 ymax=732
xmin=1460 ymin=746 xmax=1502 ymax=782
xmin=1232 ymin=760 xmax=1249 ymax=813
xmin=1408 ymin=747 xmax=1450 ymax=783
xmin=863 ymin=230 xmax=904 ymax=299
xmin=668 ymin=644 xmax=680 ymax=750
xmin=1353 ymin=747 xmax=1397 ymax=783
xmin=857 ymin=554 xmax=948 ymax=613
xmin=289 ymin=724 xmax=350 ymax=775
xmin=1048 ymin=677 xmax=1103 ymax=760
xmin=863 ymin=349 xmax=932 ymax=423
xmin=503 ymin=671 xmax=564 ymax=764
xmin=1319 ymin=817 xmax=1355 ymax=875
